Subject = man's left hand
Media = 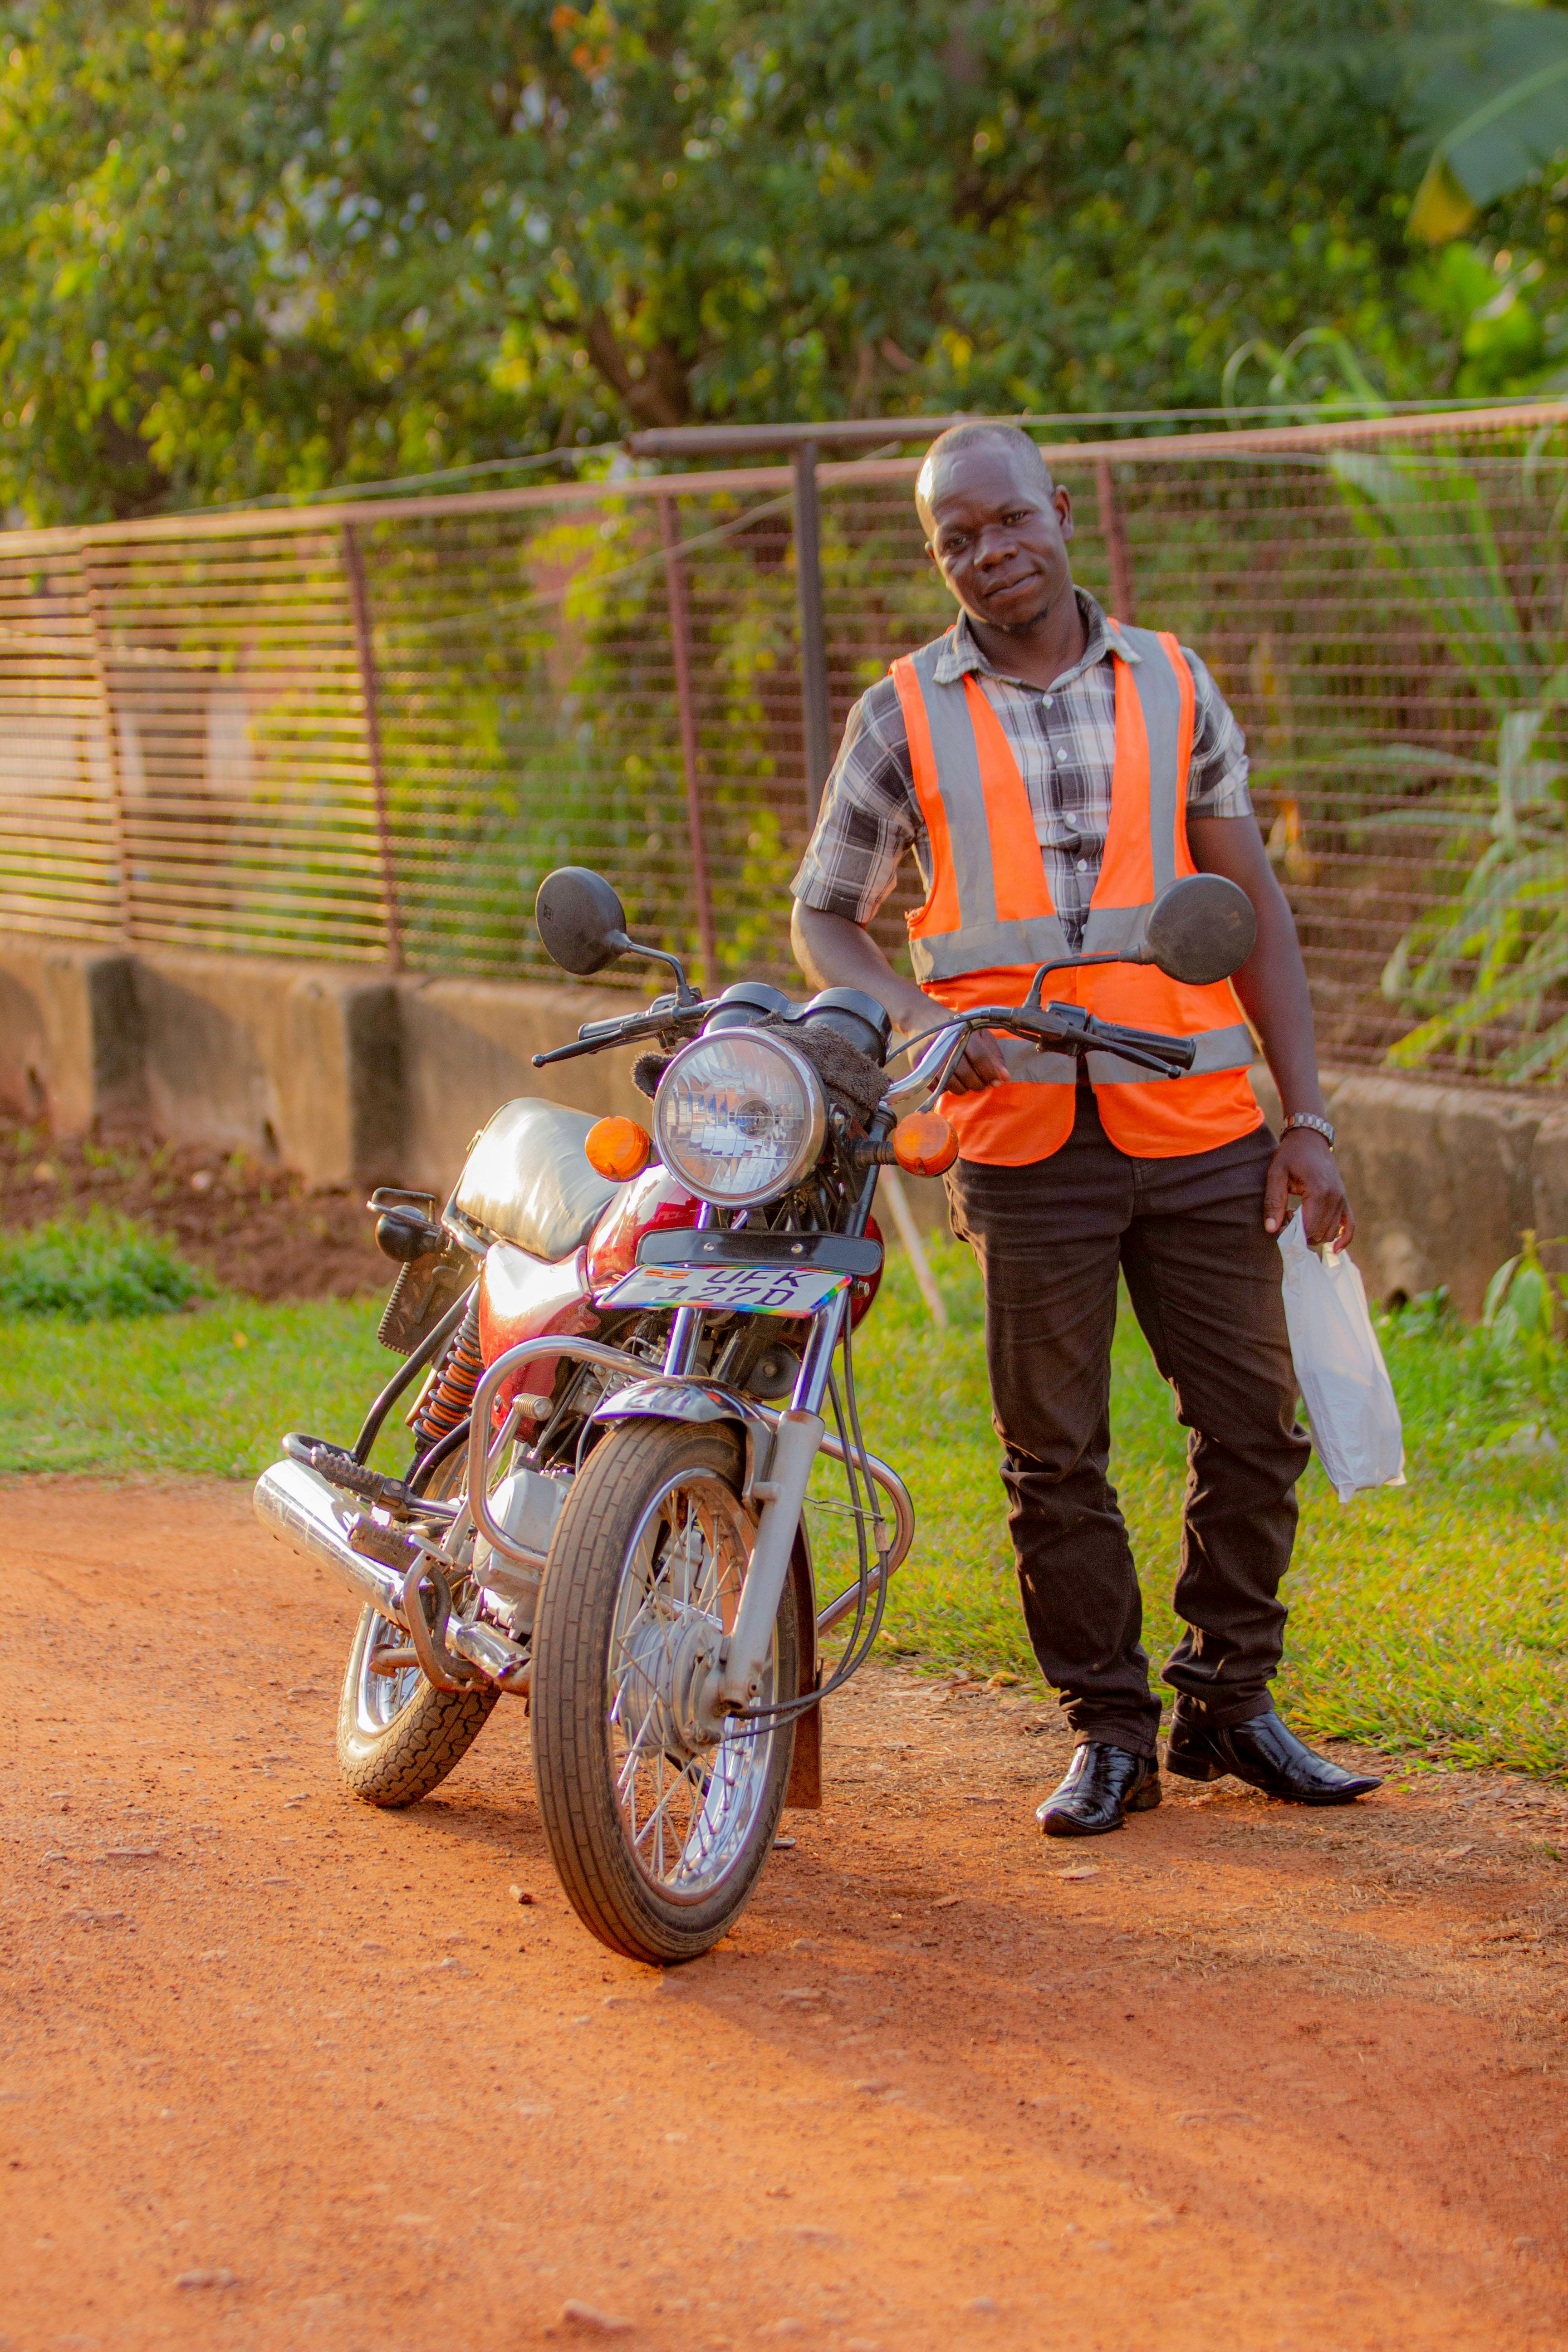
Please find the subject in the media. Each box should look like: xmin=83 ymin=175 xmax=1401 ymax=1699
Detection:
xmin=1264 ymin=1130 xmax=1353 ymax=1249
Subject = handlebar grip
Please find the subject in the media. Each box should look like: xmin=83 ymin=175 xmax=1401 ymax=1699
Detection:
xmin=1089 ymin=1019 xmax=1196 ymax=1069
xmin=532 ymin=1034 xmax=616 ymax=1067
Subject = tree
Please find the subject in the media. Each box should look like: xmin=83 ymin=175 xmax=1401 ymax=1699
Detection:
xmin=0 ymin=0 xmax=1498 ymax=520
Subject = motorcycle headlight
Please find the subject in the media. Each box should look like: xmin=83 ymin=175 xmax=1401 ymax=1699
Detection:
xmin=652 ymin=1031 xmax=828 ymax=1207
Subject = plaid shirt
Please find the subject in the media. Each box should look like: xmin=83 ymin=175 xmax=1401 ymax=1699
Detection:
xmin=791 ymin=592 xmax=1252 ymax=951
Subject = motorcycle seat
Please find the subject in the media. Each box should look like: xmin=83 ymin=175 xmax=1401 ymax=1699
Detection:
xmin=452 ymin=1098 xmax=621 ymax=1263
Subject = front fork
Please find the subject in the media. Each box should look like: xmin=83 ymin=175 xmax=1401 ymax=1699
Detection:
xmin=706 ymin=1291 xmax=847 ymax=1718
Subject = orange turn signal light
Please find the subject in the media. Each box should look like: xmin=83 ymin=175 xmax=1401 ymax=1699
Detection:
xmin=584 ymin=1116 xmax=652 ymax=1182
xmin=891 ymin=1111 xmax=958 ymax=1178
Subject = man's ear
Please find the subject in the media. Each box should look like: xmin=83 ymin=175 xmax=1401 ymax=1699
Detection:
xmin=1055 ymin=486 xmax=1074 ymax=542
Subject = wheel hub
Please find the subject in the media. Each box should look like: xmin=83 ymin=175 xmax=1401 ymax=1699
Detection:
xmin=618 ymin=1602 xmax=723 ymax=1760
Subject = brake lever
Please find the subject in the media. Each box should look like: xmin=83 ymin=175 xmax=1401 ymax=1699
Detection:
xmin=531 ymin=1034 xmax=621 ymax=1067
xmin=1000 ymin=1004 xmax=1194 ymax=1073
xmin=531 ymin=1000 xmax=708 ymax=1069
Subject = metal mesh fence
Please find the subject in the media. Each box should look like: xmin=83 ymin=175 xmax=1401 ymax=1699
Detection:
xmin=4 ymin=400 xmax=1567 ymax=1085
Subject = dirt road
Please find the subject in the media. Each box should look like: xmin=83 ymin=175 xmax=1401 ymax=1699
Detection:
xmin=2 ymin=1480 xmax=1566 ymax=2352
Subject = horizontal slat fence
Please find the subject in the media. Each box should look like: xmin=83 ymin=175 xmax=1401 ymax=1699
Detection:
xmin=3 ymin=402 xmax=1566 ymax=1085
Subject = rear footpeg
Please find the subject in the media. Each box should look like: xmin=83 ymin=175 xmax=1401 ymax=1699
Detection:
xmin=280 ymin=1432 xmax=451 ymax=1525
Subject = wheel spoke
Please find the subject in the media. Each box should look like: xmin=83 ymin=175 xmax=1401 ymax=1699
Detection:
xmin=588 ymin=1460 xmax=784 ymax=1906
xmin=632 ymin=1752 xmax=706 ymax=1857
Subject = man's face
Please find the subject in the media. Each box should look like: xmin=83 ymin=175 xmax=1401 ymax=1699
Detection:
xmin=920 ymin=440 xmax=1075 ymax=635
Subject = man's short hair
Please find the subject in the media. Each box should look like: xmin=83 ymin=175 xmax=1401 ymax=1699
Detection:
xmin=917 ymin=421 xmax=1054 ymax=509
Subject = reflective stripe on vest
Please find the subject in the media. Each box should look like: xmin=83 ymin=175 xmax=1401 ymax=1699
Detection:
xmin=890 ymin=623 xmax=1262 ymax=1164
xmin=897 ymin=623 xmax=1206 ymax=989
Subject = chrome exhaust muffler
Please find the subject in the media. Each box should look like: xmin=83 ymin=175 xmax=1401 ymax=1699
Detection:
xmin=254 ymin=1457 xmax=412 ymax=1630
xmin=252 ymin=1458 xmax=530 ymax=1691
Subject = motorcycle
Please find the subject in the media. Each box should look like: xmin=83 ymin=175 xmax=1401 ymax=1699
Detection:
xmin=254 ymin=862 xmax=1255 ymax=1965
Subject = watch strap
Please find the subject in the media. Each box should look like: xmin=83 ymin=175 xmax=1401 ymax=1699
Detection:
xmin=1282 ymin=1111 xmax=1336 ymax=1149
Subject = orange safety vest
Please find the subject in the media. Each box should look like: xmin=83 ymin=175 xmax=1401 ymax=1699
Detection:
xmin=891 ymin=622 xmax=1263 ymax=1166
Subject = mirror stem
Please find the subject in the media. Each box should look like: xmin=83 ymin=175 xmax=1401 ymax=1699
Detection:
xmin=1023 ymin=949 xmax=1148 ymax=1009
xmin=622 ymin=937 xmax=701 ymax=1007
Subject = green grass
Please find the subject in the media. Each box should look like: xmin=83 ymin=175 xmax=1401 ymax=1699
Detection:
xmin=826 ymin=1242 xmax=1568 ymax=1781
xmin=0 ymin=1296 xmax=406 ymax=1479
xmin=1 ymin=1241 xmax=1563 ymax=1777
xmin=0 ymin=1210 xmax=206 ymax=1318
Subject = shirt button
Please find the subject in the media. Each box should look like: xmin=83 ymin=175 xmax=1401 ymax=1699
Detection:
xmin=1076 ymin=858 xmax=1088 ymax=871
xmin=1042 ymin=694 xmax=1054 ymax=708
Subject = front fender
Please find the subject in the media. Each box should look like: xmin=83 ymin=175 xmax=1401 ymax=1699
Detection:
xmin=592 ymin=1379 xmax=780 ymax=1501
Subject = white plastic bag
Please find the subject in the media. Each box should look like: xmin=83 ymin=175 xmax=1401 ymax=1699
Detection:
xmin=1277 ymin=1210 xmax=1406 ymax=1503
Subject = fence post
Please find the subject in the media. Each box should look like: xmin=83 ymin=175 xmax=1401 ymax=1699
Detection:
xmin=341 ymin=523 xmax=404 ymax=972
xmin=792 ymin=441 xmax=833 ymax=824
xmin=1094 ymin=457 xmax=1138 ymax=627
xmin=79 ymin=544 xmax=134 ymax=944
xmin=657 ymin=495 xmax=718 ymax=992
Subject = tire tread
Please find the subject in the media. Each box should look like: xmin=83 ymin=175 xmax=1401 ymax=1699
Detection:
xmin=532 ymin=1421 xmax=796 ymax=1965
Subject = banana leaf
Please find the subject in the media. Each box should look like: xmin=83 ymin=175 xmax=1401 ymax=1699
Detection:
xmin=1408 ymin=1 xmax=1568 ymax=242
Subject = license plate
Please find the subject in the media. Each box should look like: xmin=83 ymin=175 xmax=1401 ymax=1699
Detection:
xmin=602 ymin=1262 xmax=850 ymax=1316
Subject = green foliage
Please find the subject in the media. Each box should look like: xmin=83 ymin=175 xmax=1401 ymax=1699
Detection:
xmin=0 ymin=1210 xmax=206 ymax=1318
xmin=1322 ymin=443 xmax=1568 ymax=1077
xmin=0 ymin=1291 xmax=402 ymax=1474
xmin=1407 ymin=0 xmax=1568 ymax=242
xmin=1481 ymin=1227 xmax=1568 ymax=1395
xmin=0 ymin=0 xmax=1492 ymax=521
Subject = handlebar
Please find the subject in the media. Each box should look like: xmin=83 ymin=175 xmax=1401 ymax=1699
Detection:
xmin=532 ymin=998 xmax=710 ymax=1068
xmin=886 ymin=1001 xmax=1195 ymax=1112
xmin=531 ymin=986 xmax=1198 ymax=1103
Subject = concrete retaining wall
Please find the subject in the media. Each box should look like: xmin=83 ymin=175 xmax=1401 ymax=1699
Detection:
xmin=3 ymin=934 xmax=1562 ymax=1316
xmin=0 ymin=939 xmax=647 ymax=1193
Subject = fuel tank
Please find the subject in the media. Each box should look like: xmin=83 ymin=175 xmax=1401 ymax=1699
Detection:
xmin=478 ymin=1243 xmax=600 ymax=1425
xmin=455 ymin=1098 xmax=618 ymax=1262
xmin=476 ymin=1166 xmax=701 ymax=1425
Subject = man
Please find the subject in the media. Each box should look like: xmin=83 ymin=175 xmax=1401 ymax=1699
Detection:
xmin=791 ymin=421 xmax=1380 ymax=1837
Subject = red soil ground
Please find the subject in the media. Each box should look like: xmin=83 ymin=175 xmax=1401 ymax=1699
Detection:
xmin=3 ymin=1480 xmax=1565 ymax=2351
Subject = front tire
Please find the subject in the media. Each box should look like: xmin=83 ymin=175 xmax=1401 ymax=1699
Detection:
xmin=531 ymin=1421 xmax=800 ymax=1965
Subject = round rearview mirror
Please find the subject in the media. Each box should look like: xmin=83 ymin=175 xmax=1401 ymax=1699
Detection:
xmin=534 ymin=867 xmax=632 ymax=976
xmin=1144 ymin=874 xmax=1256 ymax=987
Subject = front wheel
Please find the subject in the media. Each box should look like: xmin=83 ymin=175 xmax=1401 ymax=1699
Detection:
xmin=531 ymin=1421 xmax=800 ymax=1965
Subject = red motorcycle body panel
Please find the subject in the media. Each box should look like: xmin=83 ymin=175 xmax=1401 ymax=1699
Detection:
xmin=583 ymin=1166 xmax=702 ymax=1292
xmin=849 ymin=1210 xmax=884 ymax=1330
xmin=478 ymin=1242 xmax=599 ymax=1423
xmin=475 ymin=1172 xmax=879 ymax=1423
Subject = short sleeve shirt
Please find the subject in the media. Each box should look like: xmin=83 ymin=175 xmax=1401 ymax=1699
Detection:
xmin=790 ymin=591 xmax=1252 ymax=951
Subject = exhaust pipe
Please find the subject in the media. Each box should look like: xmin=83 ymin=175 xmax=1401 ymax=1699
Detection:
xmin=252 ymin=1458 xmax=530 ymax=1693
xmin=254 ymin=1457 xmax=412 ymax=1630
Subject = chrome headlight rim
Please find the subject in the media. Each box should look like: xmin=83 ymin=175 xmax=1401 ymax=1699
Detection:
xmin=652 ymin=1029 xmax=828 ymax=1208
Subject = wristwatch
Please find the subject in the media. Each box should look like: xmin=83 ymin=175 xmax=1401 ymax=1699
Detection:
xmin=1282 ymin=1112 xmax=1336 ymax=1149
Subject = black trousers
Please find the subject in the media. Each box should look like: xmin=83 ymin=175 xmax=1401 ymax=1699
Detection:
xmin=944 ymin=1086 xmax=1310 ymax=1758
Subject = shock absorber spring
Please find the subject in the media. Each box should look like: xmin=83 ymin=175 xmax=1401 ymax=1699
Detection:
xmin=409 ymin=1292 xmax=484 ymax=1457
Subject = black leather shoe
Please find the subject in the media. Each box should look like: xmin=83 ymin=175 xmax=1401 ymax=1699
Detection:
xmin=1165 ymin=1710 xmax=1381 ymax=1804
xmin=1036 ymin=1743 xmax=1161 ymax=1838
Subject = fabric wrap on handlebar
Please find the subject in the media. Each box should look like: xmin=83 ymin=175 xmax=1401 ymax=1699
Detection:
xmin=761 ymin=1017 xmax=887 ymax=1122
